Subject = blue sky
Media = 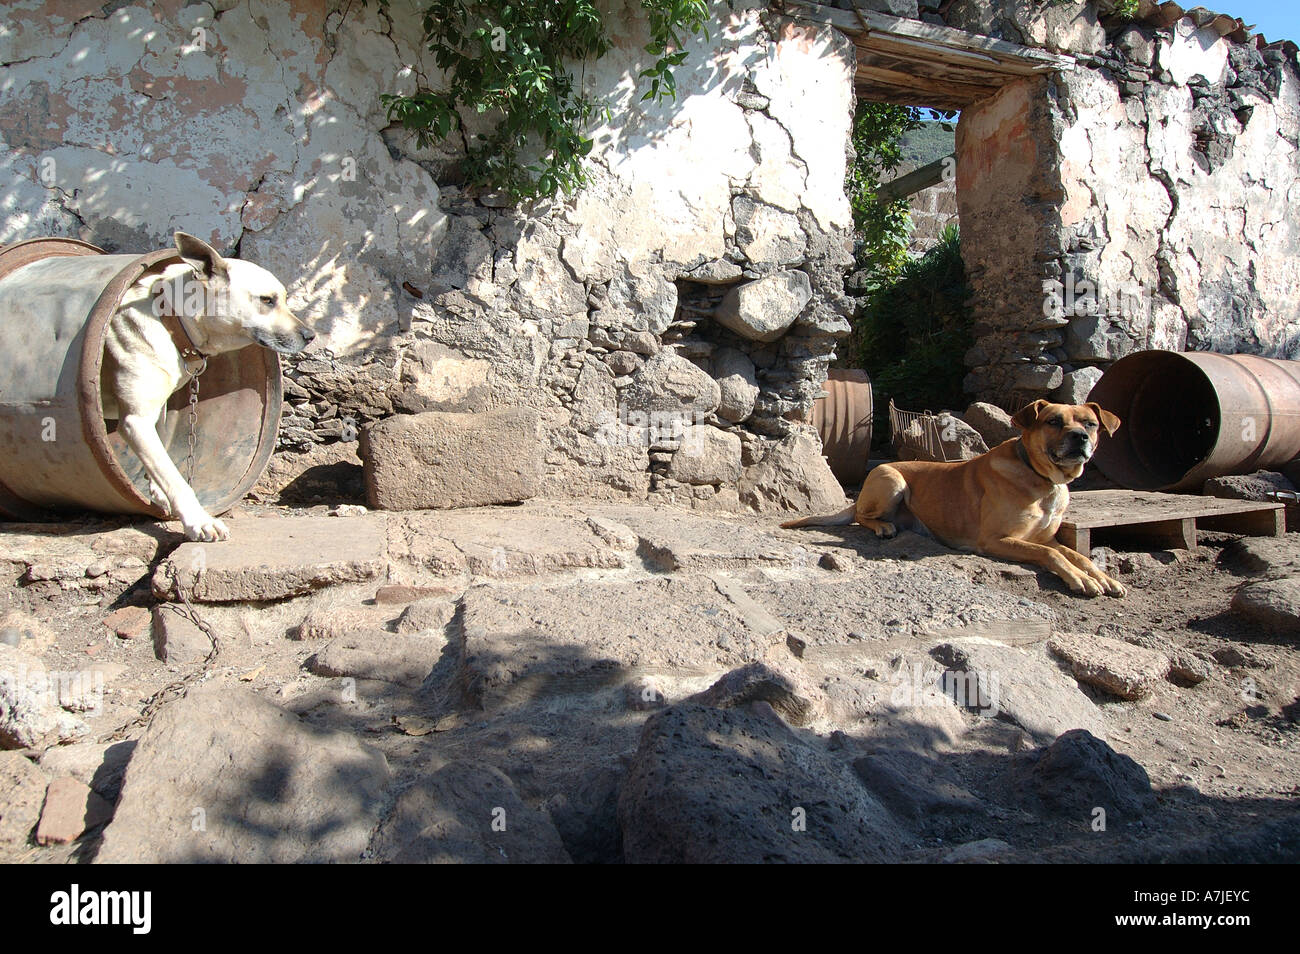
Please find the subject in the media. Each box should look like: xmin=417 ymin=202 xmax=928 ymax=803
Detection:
xmin=1222 ymin=1 xmax=1300 ymax=43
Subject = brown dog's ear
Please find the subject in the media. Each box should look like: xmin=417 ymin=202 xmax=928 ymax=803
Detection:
xmin=1087 ymin=403 xmax=1121 ymax=436
xmin=175 ymin=232 xmax=228 ymax=282
xmin=1011 ymin=400 xmax=1048 ymax=431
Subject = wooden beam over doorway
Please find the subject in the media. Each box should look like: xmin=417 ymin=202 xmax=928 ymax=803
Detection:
xmin=783 ymin=1 xmax=1076 ymax=108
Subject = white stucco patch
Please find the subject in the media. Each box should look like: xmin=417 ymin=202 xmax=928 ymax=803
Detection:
xmin=1157 ymin=18 xmax=1230 ymax=87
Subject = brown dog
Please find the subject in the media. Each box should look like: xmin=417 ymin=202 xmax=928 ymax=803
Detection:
xmin=783 ymin=401 xmax=1125 ymax=597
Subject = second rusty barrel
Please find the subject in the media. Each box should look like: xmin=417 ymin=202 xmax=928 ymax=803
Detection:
xmin=1089 ymin=350 xmax=1300 ymax=491
xmin=813 ymin=369 xmax=873 ymax=486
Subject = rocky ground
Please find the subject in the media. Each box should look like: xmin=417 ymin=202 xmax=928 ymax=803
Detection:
xmin=1 ymin=495 xmax=1298 ymax=863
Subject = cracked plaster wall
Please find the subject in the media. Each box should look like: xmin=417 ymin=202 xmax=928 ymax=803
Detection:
xmin=958 ymin=17 xmax=1300 ymax=403
xmin=0 ymin=0 xmax=857 ymax=508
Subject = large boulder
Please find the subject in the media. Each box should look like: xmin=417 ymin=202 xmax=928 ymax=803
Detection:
xmin=713 ymin=347 xmax=759 ymax=423
xmin=96 ymin=682 xmax=391 ymax=863
xmin=1203 ymin=470 xmax=1296 ymax=503
xmin=618 ymin=704 xmax=909 ymax=863
xmin=669 ymin=426 xmax=743 ymax=485
xmin=370 ymin=761 xmax=571 ymax=863
xmin=1047 ymin=631 xmax=1171 ymax=701
xmin=360 ymin=407 xmax=543 ymax=510
xmin=1055 ymin=366 xmax=1104 ymax=406
xmin=621 ymin=350 xmax=721 ymax=419
xmin=713 ymin=270 xmax=812 ymax=342
xmin=963 ymin=402 xmax=1019 ymax=447
xmin=1013 ymin=729 xmax=1156 ymax=825
xmin=738 ymin=426 xmax=847 ymax=513
xmin=1232 ymin=578 xmax=1300 ymax=634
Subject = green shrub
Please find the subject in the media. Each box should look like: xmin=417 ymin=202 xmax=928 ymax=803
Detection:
xmin=370 ymin=0 xmax=709 ymax=201
xmin=847 ymin=225 xmax=973 ymax=444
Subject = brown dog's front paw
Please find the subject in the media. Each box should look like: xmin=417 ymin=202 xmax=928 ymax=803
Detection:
xmin=1066 ymin=574 xmax=1104 ymax=597
xmin=1101 ymin=576 xmax=1127 ymax=598
xmin=873 ymin=522 xmax=898 ymax=540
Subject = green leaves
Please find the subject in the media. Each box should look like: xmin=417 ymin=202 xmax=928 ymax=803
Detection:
xmin=847 ymin=102 xmax=926 ymax=286
xmin=370 ymin=0 xmax=706 ymax=201
xmin=1113 ymin=0 xmax=1141 ymax=20
xmin=850 ymin=227 xmax=973 ymax=438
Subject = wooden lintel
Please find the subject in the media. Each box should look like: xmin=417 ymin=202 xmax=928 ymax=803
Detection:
xmin=852 ymin=5 xmax=1076 ymax=70
xmin=854 ymin=83 xmax=972 ymax=111
xmin=862 ymin=48 xmax=1040 ymax=85
xmin=783 ymin=1 xmax=1075 ymax=70
xmin=854 ymin=62 xmax=999 ymax=101
xmin=857 ymin=36 xmax=1063 ymax=78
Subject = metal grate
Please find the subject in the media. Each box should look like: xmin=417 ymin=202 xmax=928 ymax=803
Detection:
xmin=888 ymin=399 xmax=951 ymax=462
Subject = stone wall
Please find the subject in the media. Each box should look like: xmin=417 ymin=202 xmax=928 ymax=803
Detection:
xmin=905 ymin=176 xmax=957 ymax=254
xmin=955 ymin=7 xmax=1300 ymax=405
xmin=0 ymin=0 xmax=855 ymax=511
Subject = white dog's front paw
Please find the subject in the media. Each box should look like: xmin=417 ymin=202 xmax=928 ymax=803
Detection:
xmin=182 ymin=512 xmax=229 ymax=542
xmin=149 ymin=481 xmax=173 ymax=515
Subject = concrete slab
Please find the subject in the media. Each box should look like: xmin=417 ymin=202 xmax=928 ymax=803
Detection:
xmin=387 ymin=508 xmax=631 ymax=581
xmin=154 ymin=513 xmax=388 ymax=602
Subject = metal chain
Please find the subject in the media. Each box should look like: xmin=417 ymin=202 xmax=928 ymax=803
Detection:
xmin=102 ymin=561 xmax=222 ymax=743
xmin=184 ymin=355 xmax=206 ymax=485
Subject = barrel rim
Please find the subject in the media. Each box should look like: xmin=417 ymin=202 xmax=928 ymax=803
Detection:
xmin=76 ymin=249 xmax=283 ymax=518
xmin=1090 ymin=350 xmax=1220 ymax=490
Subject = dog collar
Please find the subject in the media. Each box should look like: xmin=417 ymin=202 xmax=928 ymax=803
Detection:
xmin=148 ymin=261 xmax=209 ymax=376
xmin=1015 ymin=439 xmax=1054 ymax=482
xmin=160 ymin=314 xmax=209 ymax=376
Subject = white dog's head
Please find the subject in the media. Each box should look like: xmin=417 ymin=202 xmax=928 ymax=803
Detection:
xmin=173 ymin=231 xmax=315 ymax=354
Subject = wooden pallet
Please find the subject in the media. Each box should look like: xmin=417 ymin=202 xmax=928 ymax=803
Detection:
xmin=1057 ymin=490 xmax=1285 ymax=559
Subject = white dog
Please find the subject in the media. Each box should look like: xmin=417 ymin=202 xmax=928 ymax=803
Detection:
xmin=100 ymin=232 xmax=315 ymax=541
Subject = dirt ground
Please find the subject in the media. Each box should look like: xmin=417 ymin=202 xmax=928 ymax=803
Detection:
xmin=2 ymin=495 xmax=1298 ymax=863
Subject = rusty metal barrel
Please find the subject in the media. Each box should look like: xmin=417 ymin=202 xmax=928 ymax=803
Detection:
xmin=0 ymin=237 xmax=282 ymax=520
xmin=1090 ymin=350 xmax=1300 ymax=491
xmin=813 ymin=369 xmax=873 ymax=485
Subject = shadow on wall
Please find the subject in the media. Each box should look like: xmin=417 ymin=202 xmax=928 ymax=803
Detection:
xmin=0 ymin=0 xmax=773 ymax=359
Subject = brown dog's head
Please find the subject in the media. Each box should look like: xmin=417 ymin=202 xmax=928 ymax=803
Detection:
xmin=1011 ymin=400 xmax=1121 ymax=482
